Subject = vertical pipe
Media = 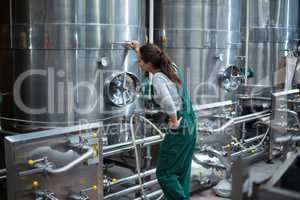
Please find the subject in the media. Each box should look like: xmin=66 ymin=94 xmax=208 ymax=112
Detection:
xmin=244 ymin=0 xmax=250 ymax=85
xmin=148 ymin=0 xmax=154 ymax=97
xmin=9 ymin=0 xmax=13 ymax=48
xmin=149 ymin=0 xmax=154 ymax=43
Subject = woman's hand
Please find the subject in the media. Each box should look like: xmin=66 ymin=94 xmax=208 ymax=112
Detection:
xmin=128 ymin=40 xmax=140 ymax=52
xmin=168 ymin=115 xmax=182 ymax=130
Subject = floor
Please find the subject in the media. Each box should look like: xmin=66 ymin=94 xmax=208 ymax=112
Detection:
xmin=191 ymin=189 xmax=228 ymax=200
xmin=190 ymin=158 xmax=282 ymax=200
xmin=106 ymin=156 xmax=282 ymax=200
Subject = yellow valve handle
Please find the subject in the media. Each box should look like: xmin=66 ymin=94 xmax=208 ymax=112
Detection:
xmin=111 ymin=178 xmax=118 ymax=184
xmin=32 ymin=181 xmax=39 ymax=188
xmin=92 ymin=132 xmax=97 ymax=138
xmin=28 ymin=160 xmax=34 ymax=167
xmin=92 ymin=185 xmax=97 ymax=191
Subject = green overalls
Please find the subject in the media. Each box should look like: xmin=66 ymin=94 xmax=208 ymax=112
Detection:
xmin=156 ymin=66 xmax=197 ymax=200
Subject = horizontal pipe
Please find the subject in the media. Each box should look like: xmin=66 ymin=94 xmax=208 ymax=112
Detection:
xmin=0 ymin=176 xmax=6 ymax=180
xmin=103 ymin=145 xmax=134 ymax=157
xmin=234 ymin=114 xmax=270 ymax=125
xmin=243 ymin=134 xmax=265 ymax=144
xmin=110 ymin=169 xmax=156 ymax=187
xmin=19 ymin=168 xmax=44 ymax=177
xmin=0 ymin=169 xmax=6 ymax=174
xmin=199 ymin=110 xmax=271 ymax=133
xmin=238 ymin=96 xmax=271 ymax=101
xmin=233 ymin=148 xmax=266 ymax=163
xmin=292 ymin=135 xmax=300 ymax=142
xmin=272 ymin=89 xmax=299 ymax=97
xmin=239 ymin=96 xmax=300 ymax=106
xmin=133 ymin=190 xmax=163 ymax=200
xmin=192 ymin=156 xmax=226 ymax=170
xmin=104 ymin=179 xmax=158 ymax=200
xmin=103 ymin=135 xmax=162 ymax=151
xmin=103 ymin=135 xmax=163 ymax=158
xmin=142 ymin=139 xmax=164 ymax=147
xmin=231 ymin=146 xmax=264 ymax=158
xmin=274 ymin=135 xmax=300 ymax=143
xmin=193 ymin=100 xmax=234 ymax=111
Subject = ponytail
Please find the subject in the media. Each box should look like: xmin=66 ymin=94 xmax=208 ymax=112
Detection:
xmin=159 ymin=51 xmax=182 ymax=87
xmin=139 ymin=44 xmax=182 ymax=87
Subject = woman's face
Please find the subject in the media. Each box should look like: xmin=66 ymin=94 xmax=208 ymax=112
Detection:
xmin=137 ymin=52 xmax=153 ymax=72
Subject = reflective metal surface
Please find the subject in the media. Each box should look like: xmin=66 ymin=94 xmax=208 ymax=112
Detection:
xmin=241 ymin=0 xmax=300 ymax=86
xmin=154 ymin=0 xmax=241 ymax=104
xmin=0 ymin=0 xmax=146 ymax=131
xmin=5 ymin=122 xmax=102 ymax=200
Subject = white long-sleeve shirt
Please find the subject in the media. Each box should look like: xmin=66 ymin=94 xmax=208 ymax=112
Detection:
xmin=152 ymin=72 xmax=182 ymax=116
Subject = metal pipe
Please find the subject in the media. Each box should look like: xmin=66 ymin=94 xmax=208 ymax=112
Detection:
xmin=244 ymin=0 xmax=250 ymax=85
xmin=231 ymin=127 xmax=270 ymax=157
xmin=130 ymin=115 xmax=145 ymax=197
xmin=279 ymin=109 xmax=300 ymax=128
xmin=9 ymin=0 xmax=13 ymax=48
xmin=234 ymin=114 xmax=270 ymax=124
xmin=104 ymin=179 xmax=158 ymax=200
xmin=19 ymin=168 xmax=44 ymax=177
xmin=238 ymin=96 xmax=271 ymax=101
xmin=149 ymin=0 xmax=154 ymax=43
xmin=133 ymin=190 xmax=163 ymax=200
xmin=243 ymin=134 xmax=265 ymax=144
xmin=145 ymin=146 xmax=152 ymax=169
xmin=103 ymin=136 xmax=162 ymax=158
xmin=272 ymin=89 xmax=299 ymax=97
xmin=103 ymin=146 xmax=135 ymax=158
xmin=0 ymin=176 xmax=6 ymax=180
xmin=192 ymin=155 xmax=226 ymax=170
xmin=239 ymin=96 xmax=300 ymax=105
xmin=142 ymin=138 xmax=164 ymax=147
xmin=199 ymin=110 xmax=271 ymax=133
xmin=193 ymin=101 xmax=234 ymax=111
xmin=274 ymin=135 xmax=292 ymax=144
xmin=103 ymin=135 xmax=162 ymax=152
xmin=46 ymin=145 xmax=94 ymax=174
xmin=110 ymin=169 xmax=156 ymax=187
xmin=233 ymin=148 xmax=266 ymax=163
xmin=0 ymin=169 xmax=6 ymax=174
xmin=203 ymin=147 xmax=231 ymax=170
xmin=292 ymin=135 xmax=300 ymax=142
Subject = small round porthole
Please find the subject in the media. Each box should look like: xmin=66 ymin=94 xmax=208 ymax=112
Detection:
xmin=106 ymin=72 xmax=140 ymax=107
xmin=219 ymin=65 xmax=242 ymax=91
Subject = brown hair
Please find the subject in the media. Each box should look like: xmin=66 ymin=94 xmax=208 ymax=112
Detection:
xmin=139 ymin=43 xmax=181 ymax=86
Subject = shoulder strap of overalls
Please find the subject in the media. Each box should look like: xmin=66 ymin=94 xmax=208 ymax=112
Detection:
xmin=172 ymin=63 xmax=196 ymax=121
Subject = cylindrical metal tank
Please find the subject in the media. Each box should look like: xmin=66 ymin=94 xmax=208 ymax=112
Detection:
xmin=241 ymin=0 xmax=300 ymax=86
xmin=0 ymin=0 xmax=146 ymax=131
xmin=154 ymin=0 xmax=241 ymax=104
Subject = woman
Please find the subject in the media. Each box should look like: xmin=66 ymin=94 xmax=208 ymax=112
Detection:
xmin=129 ymin=41 xmax=197 ymax=200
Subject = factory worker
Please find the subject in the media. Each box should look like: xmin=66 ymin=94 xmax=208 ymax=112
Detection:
xmin=129 ymin=41 xmax=197 ymax=200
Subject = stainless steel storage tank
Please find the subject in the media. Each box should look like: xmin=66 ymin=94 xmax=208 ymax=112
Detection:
xmin=0 ymin=0 xmax=146 ymax=131
xmin=154 ymin=0 xmax=241 ymax=104
xmin=241 ymin=0 xmax=300 ymax=86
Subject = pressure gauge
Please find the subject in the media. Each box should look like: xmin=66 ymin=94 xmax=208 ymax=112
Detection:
xmin=106 ymin=72 xmax=139 ymax=107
